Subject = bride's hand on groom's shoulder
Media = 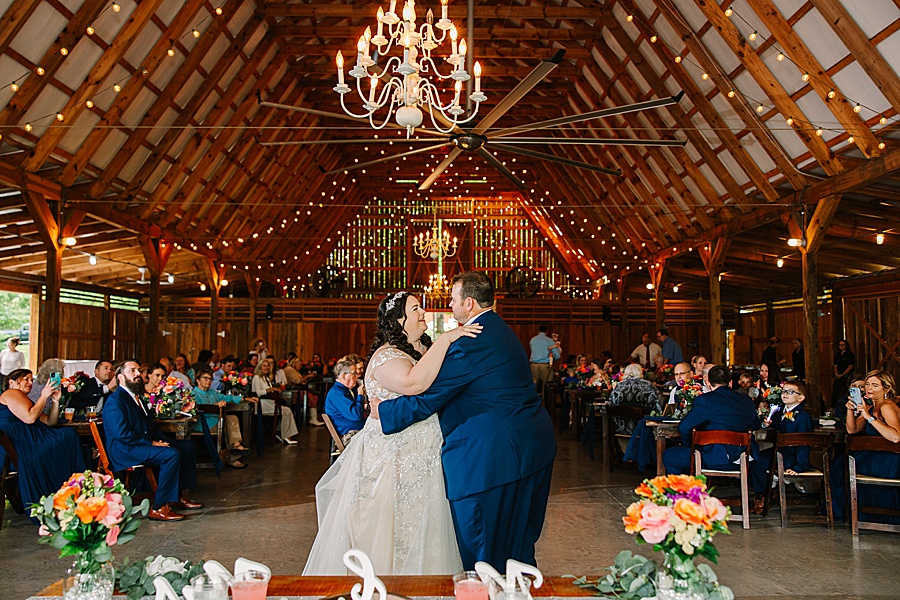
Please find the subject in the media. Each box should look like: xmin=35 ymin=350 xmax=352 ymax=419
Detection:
xmin=446 ymin=323 xmax=482 ymax=342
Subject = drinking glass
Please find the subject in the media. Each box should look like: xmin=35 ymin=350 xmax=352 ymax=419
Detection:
xmin=86 ymin=406 xmax=97 ymax=421
xmin=453 ymin=571 xmax=488 ymax=600
xmin=64 ymin=407 xmax=75 ymax=422
xmin=190 ymin=573 xmax=228 ymax=600
xmin=231 ymin=570 xmax=269 ymax=600
xmin=491 ymin=576 xmax=532 ymax=600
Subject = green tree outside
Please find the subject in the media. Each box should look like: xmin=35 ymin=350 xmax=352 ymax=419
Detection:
xmin=0 ymin=291 xmax=32 ymax=335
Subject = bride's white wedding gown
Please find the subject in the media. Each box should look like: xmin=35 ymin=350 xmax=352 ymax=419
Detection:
xmin=303 ymin=347 xmax=463 ymax=575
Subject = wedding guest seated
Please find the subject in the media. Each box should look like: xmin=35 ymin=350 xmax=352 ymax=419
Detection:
xmin=735 ymin=372 xmax=754 ymax=396
xmin=750 ymin=379 xmax=814 ymax=513
xmin=608 ymin=363 xmax=659 ymax=435
xmin=662 ymin=365 xmax=760 ymax=476
xmin=830 ymin=369 xmax=900 ymax=524
xmin=160 ymin=356 xmax=192 ymax=390
xmin=585 ymin=361 xmax=611 ymax=389
xmin=624 ymin=362 xmax=695 ymax=473
xmin=0 ymin=369 xmax=86 ymax=513
xmin=174 ymin=353 xmax=195 ymax=384
xmin=690 ymin=355 xmax=708 ymax=378
xmin=834 ymin=378 xmax=865 ymax=423
xmin=754 ymin=361 xmax=783 ymax=411
xmin=281 ymin=357 xmax=304 ymax=387
xmin=144 ymin=362 xmax=167 ymax=395
xmin=324 ymin=357 xmax=366 ymax=445
xmin=191 ymin=350 xmax=215 ymax=380
xmin=70 ymin=360 xmax=117 ymax=412
xmin=28 ymin=358 xmax=66 ymax=405
xmin=192 ymin=368 xmax=255 ymax=469
xmin=102 ymin=360 xmax=202 ymax=522
xmin=240 ymin=353 xmax=258 ymax=375
xmin=252 ymin=358 xmax=298 ymax=445
xmin=211 ymin=356 xmax=237 ymax=392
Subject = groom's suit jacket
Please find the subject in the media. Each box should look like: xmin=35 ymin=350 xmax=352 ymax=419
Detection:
xmin=380 ymin=310 xmax=557 ymax=501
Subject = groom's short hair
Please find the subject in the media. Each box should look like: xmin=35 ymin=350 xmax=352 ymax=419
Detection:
xmin=453 ymin=271 xmax=494 ymax=308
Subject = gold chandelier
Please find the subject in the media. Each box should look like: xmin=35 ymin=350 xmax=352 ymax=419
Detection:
xmin=424 ymin=272 xmax=452 ymax=307
xmin=413 ymin=218 xmax=458 ymax=259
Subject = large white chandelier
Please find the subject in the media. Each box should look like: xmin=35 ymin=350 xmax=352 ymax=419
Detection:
xmin=413 ymin=218 xmax=458 ymax=260
xmin=333 ymin=0 xmax=486 ymax=136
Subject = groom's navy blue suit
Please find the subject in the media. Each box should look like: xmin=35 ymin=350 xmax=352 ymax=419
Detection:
xmin=380 ymin=310 xmax=557 ymax=569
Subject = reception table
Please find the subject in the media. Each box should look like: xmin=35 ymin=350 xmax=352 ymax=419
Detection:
xmin=33 ymin=575 xmax=590 ymax=598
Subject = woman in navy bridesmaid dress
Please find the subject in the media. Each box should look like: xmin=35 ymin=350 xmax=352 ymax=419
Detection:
xmin=831 ymin=369 xmax=900 ymax=523
xmin=0 ymin=369 xmax=86 ymax=514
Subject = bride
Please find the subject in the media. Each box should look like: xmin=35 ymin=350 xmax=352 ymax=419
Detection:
xmin=303 ymin=291 xmax=481 ymax=575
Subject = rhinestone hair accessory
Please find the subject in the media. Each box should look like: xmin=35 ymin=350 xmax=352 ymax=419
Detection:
xmin=385 ymin=292 xmax=405 ymax=312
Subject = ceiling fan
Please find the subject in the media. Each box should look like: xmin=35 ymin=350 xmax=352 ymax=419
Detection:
xmin=258 ymin=49 xmax=685 ymax=191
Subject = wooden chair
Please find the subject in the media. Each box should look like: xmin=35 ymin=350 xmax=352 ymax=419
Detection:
xmin=847 ymin=435 xmax=900 ymax=536
xmin=321 ymin=413 xmax=345 ymax=465
xmin=0 ymin=431 xmax=21 ymax=529
xmin=89 ymin=421 xmax=158 ymax=495
xmin=606 ymin=405 xmax=645 ymax=471
xmin=690 ymin=430 xmax=753 ymax=530
xmin=764 ymin=432 xmax=835 ymax=528
xmin=192 ymin=404 xmax=225 ymax=466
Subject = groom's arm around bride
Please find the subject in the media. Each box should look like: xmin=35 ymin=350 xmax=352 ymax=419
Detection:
xmin=376 ymin=271 xmax=556 ymax=571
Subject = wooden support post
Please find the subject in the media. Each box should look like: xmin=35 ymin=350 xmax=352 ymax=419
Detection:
xmin=140 ymin=237 xmax=173 ymax=362
xmin=800 ymin=196 xmax=842 ymax=415
xmin=244 ymin=272 xmax=262 ymax=343
xmin=648 ymin=260 xmax=667 ymax=331
xmin=617 ymin=276 xmax=630 ymax=360
xmin=202 ymin=259 xmax=226 ymax=352
xmin=699 ymin=239 xmax=730 ymax=365
xmin=22 ymin=191 xmax=63 ymax=362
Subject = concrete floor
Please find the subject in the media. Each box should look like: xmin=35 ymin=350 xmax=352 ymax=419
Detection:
xmin=2 ymin=427 xmax=899 ymax=599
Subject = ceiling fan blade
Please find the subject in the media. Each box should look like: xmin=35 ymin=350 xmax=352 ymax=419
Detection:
xmin=491 ymin=92 xmax=686 ymax=138
xmin=259 ymin=138 xmax=449 ymax=147
xmin=260 ymin=101 xmax=451 ymax=136
xmin=418 ymin=147 xmax=462 ymax=190
xmin=476 ymin=147 xmax=526 ymax=190
xmin=470 ymin=49 xmax=566 ymax=136
xmin=326 ymin=143 xmax=451 ymax=175
xmin=491 ymin=143 xmax=622 ymax=176
xmin=492 ymin=137 xmax=686 ymax=147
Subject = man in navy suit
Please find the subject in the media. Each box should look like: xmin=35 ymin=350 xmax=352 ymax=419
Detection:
xmin=102 ymin=360 xmax=202 ymax=522
xmin=376 ymin=271 xmax=557 ymax=569
xmin=663 ymin=365 xmax=760 ymax=475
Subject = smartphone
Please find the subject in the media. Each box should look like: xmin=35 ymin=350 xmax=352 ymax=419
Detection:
xmin=50 ymin=372 xmax=62 ymax=388
xmin=849 ymin=387 xmax=862 ymax=405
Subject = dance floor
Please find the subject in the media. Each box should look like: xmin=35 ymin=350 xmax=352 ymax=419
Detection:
xmin=2 ymin=427 xmax=898 ymax=599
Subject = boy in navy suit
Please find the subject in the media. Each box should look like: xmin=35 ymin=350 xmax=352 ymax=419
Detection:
xmin=376 ymin=272 xmax=556 ymax=569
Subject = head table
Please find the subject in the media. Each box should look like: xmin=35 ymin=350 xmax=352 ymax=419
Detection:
xmin=31 ymin=575 xmax=589 ymax=599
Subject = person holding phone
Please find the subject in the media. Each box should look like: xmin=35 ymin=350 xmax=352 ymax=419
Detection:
xmin=0 ymin=368 xmax=87 ymax=515
xmin=830 ymin=369 xmax=900 ymax=523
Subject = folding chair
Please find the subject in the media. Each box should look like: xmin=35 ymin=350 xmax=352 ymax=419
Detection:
xmin=690 ymin=429 xmax=753 ymax=530
xmin=848 ymin=435 xmax=900 ymax=535
xmin=321 ymin=414 xmax=345 ymax=465
xmin=0 ymin=431 xmax=21 ymax=528
xmin=607 ymin=405 xmax=644 ymax=471
xmin=90 ymin=421 xmax=158 ymax=496
xmin=765 ymin=432 xmax=834 ymax=528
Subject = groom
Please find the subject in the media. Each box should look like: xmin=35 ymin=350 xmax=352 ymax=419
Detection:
xmin=376 ymin=271 xmax=557 ymax=569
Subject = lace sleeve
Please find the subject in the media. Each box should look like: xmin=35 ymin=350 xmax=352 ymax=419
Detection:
xmin=369 ymin=346 xmax=414 ymax=371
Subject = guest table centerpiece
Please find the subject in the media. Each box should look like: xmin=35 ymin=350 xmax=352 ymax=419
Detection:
xmin=59 ymin=372 xmax=89 ymax=409
xmin=672 ymin=378 xmax=704 ymax=419
xmin=222 ymin=371 xmax=251 ymax=397
xmin=575 ymin=475 xmax=733 ymax=600
xmin=148 ymin=376 xmax=197 ymax=419
xmin=30 ymin=471 xmax=149 ymax=600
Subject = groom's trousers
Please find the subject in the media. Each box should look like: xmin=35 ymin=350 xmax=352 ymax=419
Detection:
xmin=449 ymin=463 xmax=554 ymax=570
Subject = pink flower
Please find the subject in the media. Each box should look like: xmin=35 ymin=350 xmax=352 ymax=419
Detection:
xmin=105 ymin=525 xmax=120 ymax=546
xmin=100 ymin=493 xmax=125 ymax=527
xmin=67 ymin=385 xmax=76 ymax=392
xmin=638 ymin=503 xmax=674 ymax=544
xmin=702 ymin=496 xmax=728 ymax=522
xmin=38 ymin=525 xmax=51 ymax=536
xmin=92 ymin=472 xmax=106 ymax=489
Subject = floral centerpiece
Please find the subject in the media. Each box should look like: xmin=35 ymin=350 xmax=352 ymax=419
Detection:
xmin=60 ymin=372 xmax=89 ymax=408
xmin=757 ymin=384 xmax=784 ymax=421
xmin=222 ymin=371 xmax=251 ymax=396
xmin=622 ymin=474 xmax=733 ymax=600
xmin=30 ymin=471 xmax=149 ymax=600
xmin=673 ymin=378 xmax=704 ymax=418
xmin=656 ymin=363 xmax=675 ymax=384
xmin=147 ymin=376 xmax=196 ymax=419
xmin=116 ymin=555 xmax=206 ymax=600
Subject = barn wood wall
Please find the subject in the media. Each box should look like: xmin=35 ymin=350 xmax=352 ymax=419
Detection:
xmin=157 ymin=297 xmax=729 ymax=365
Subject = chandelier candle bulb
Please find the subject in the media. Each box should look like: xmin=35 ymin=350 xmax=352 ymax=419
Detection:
xmin=369 ymin=76 xmax=378 ymax=104
xmin=336 ymin=51 xmax=345 ymax=85
xmin=450 ymin=25 xmax=458 ymax=55
xmin=474 ymin=61 xmax=481 ymax=92
xmin=376 ymin=7 xmax=385 ymax=38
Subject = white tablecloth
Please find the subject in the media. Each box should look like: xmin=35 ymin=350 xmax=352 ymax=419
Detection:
xmin=63 ymin=360 xmax=97 ymax=377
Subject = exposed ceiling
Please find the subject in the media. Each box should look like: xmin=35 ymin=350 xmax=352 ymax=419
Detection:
xmin=0 ymin=0 xmax=899 ymax=302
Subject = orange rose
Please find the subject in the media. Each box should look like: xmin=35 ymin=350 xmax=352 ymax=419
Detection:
xmin=53 ymin=486 xmax=79 ymax=511
xmin=635 ymin=482 xmax=654 ymax=498
xmin=673 ymin=498 xmax=706 ymax=526
xmin=648 ymin=476 xmax=669 ymax=490
xmin=623 ymin=501 xmax=644 ymax=534
xmin=74 ymin=496 xmax=109 ymax=524
xmin=666 ymin=474 xmax=706 ymax=493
